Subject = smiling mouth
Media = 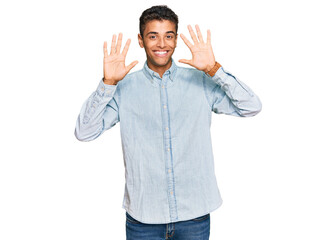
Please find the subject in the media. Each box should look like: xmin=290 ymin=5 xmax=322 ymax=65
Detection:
xmin=153 ymin=50 xmax=169 ymax=57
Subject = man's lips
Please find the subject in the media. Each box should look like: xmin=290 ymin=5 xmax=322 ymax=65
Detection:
xmin=153 ymin=50 xmax=169 ymax=57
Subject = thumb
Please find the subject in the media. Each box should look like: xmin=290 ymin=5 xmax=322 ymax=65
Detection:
xmin=179 ymin=59 xmax=192 ymax=65
xmin=126 ymin=60 xmax=139 ymax=73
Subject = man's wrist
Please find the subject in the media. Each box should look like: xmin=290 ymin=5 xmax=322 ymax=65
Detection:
xmin=206 ymin=61 xmax=222 ymax=77
xmin=103 ymin=78 xmax=118 ymax=85
xmin=205 ymin=62 xmax=216 ymax=73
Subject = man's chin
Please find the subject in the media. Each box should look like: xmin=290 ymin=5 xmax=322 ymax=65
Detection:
xmin=151 ymin=58 xmax=172 ymax=67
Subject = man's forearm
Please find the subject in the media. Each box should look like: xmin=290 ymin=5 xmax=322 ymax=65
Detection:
xmin=209 ymin=66 xmax=262 ymax=117
xmin=75 ymin=79 xmax=118 ymax=141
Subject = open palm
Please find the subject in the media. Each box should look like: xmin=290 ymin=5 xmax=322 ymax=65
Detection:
xmin=179 ymin=25 xmax=216 ymax=73
xmin=103 ymin=33 xmax=138 ymax=85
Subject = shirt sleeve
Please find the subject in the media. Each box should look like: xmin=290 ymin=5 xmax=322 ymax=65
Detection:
xmin=203 ymin=67 xmax=262 ymax=117
xmin=74 ymin=79 xmax=120 ymax=141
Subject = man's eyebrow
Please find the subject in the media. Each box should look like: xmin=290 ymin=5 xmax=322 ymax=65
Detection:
xmin=146 ymin=31 xmax=158 ymax=36
xmin=145 ymin=31 xmax=176 ymax=36
xmin=166 ymin=31 xmax=176 ymax=35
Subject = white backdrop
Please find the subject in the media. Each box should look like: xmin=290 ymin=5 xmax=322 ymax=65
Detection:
xmin=1 ymin=0 xmax=335 ymax=239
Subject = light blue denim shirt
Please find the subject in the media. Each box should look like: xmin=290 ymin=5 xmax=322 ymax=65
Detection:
xmin=75 ymin=59 xmax=262 ymax=224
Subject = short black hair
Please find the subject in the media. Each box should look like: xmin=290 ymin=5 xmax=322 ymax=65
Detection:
xmin=139 ymin=5 xmax=179 ymax=38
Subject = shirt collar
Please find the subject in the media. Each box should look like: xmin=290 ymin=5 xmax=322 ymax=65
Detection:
xmin=143 ymin=59 xmax=177 ymax=82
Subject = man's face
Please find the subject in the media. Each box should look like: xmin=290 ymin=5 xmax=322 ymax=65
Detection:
xmin=138 ymin=20 xmax=178 ymax=70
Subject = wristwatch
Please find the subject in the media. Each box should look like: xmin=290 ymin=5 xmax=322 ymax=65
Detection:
xmin=207 ymin=62 xmax=222 ymax=77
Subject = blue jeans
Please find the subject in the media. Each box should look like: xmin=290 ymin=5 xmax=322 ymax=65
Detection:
xmin=126 ymin=212 xmax=210 ymax=240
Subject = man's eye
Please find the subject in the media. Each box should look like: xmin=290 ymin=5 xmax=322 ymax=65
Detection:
xmin=167 ymin=35 xmax=174 ymax=39
xmin=149 ymin=35 xmax=156 ymax=39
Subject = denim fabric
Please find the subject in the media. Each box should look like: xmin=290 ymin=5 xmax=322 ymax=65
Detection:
xmin=75 ymin=59 xmax=262 ymax=224
xmin=126 ymin=211 xmax=210 ymax=240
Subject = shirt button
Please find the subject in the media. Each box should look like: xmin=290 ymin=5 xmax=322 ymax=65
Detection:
xmin=167 ymin=148 xmax=170 ymax=151
xmin=162 ymin=85 xmax=164 ymax=88
xmin=170 ymin=191 xmax=174 ymax=195
xmin=168 ymin=169 xmax=171 ymax=173
xmin=163 ymin=105 xmax=167 ymax=109
xmin=166 ymin=127 xmax=169 ymax=130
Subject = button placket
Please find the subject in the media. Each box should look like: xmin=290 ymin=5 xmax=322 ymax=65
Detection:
xmin=160 ymin=74 xmax=178 ymax=222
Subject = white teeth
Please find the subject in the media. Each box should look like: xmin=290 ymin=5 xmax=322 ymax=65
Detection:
xmin=155 ymin=51 xmax=168 ymax=55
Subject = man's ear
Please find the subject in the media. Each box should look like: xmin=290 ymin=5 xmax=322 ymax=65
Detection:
xmin=138 ymin=34 xmax=144 ymax=48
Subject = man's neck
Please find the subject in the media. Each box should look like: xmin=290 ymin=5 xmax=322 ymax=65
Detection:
xmin=147 ymin=59 xmax=172 ymax=78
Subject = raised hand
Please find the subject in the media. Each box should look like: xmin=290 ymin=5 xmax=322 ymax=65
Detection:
xmin=179 ymin=25 xmax=216 ymax=73
xmin=103 ymin=33 xmax=138 ymax=85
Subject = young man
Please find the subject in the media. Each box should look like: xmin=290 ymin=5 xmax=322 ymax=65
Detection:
xmin=75 ymin=5 xmax=262 ymax=240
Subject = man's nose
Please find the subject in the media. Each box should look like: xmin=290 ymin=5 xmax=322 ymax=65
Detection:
xmin=157 ymin=37 xmax=165 ymax=48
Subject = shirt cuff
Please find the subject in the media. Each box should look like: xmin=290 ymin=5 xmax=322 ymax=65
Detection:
xmin=207 ymin=67 xmax=230 ymax=85
xmin=209 ymin=67 xmax=250 ymax=94
xmin=97 ymin=78 xmax=117 ymax=98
